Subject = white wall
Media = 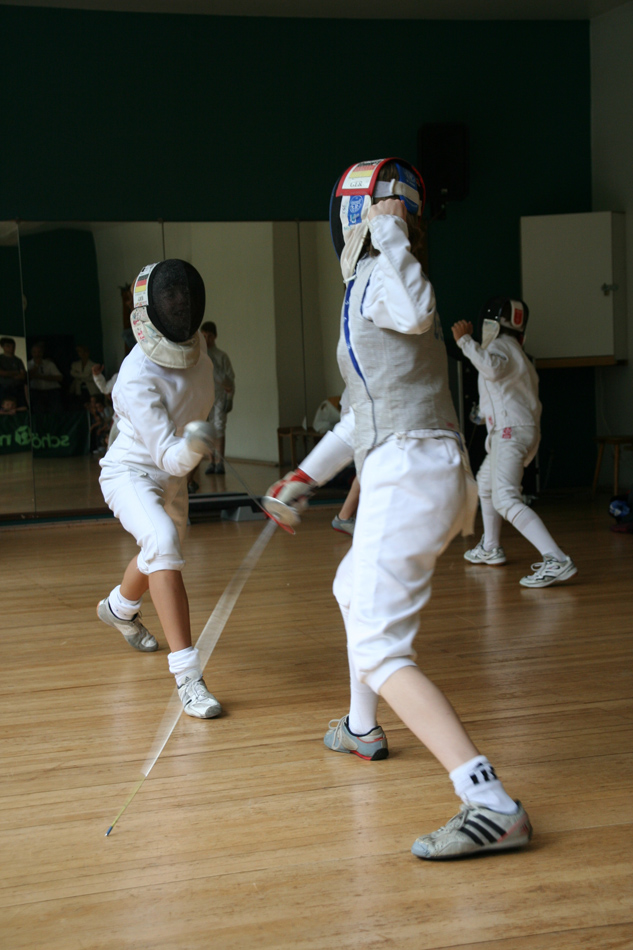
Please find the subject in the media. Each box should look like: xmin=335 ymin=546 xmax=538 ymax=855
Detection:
xmin=592 ymin=1 xmax=633 ymax=487
xmin=165 ymin=222 xmax=279 ymax=463
xmin=92 ymin=222 xmax=164 ymax=374
xmin=313 ymin=222 xmax=346 ymax=400
xmin=91 ymin=219 xmax=344 ymax=465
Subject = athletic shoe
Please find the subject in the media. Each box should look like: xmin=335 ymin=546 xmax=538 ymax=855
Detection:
xmin=97 ymin=598 xmax=158 ymax=652
xmin=332 ymin=515 xmax=355 ymax=537
xmin=464 ymin=536 xmax=506 ymax=566
xmin=519 ymin=555 xmax=577 ymax=588
xmin=177 ymin=675 xmax=222 ymax=719
xmin=205 ymin=463 xmax=216 ymax=474
xmin=324 ymin=716 xmax=389 ymax=760
xmin=215 ymin=464 xmax=225 ymax=475
xmin=411 ymin=801 xmax=532 ymax=860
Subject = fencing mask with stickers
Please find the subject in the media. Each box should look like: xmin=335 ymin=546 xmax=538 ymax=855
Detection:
xmin=329 ymin=158 xmax=425 ymax=283
xmin=478 ymin=296 xmax=530 ymax=349
xmin=130 ymin=260 xmax=206 ymax=369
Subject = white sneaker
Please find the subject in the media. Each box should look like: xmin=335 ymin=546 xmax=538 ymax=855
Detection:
xmin=464 ymin=536 xmax=506 ymax=566
xmin=97 ymin=598 xmax=158 ymax=652
xmin=520 ymin=555 xmax=577 ymax=588
xmin=412 ymin=801 xmax=532 ymax=860
xmin=177 ymin=675 xmax=222 ymax=719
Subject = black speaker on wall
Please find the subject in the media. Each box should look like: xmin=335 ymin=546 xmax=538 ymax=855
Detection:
xmin=418 ymin=123 xmax=469 ymax=220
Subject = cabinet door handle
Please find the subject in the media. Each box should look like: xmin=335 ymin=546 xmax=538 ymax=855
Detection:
xmin=601 ymin=283 xmax=619 ymax=296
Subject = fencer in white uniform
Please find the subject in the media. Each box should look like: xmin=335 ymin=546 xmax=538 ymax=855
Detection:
xmin=454 ymin=299 xmax=577 ymax=588
xmin=98 ymin=259 xmax=223 ymax=719
xmin=266 ymin=159 xmax=533 ymax=860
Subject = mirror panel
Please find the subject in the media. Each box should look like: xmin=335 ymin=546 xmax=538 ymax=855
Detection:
xmin=0 ymin=221 xmax=34 ymax=516
xmin=12 ymin=219 xmax=348 ymax=517
xmin=18 ymin=221 xmax=164 ymax=513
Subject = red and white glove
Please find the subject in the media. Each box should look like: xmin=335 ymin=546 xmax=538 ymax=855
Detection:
xmin=265 ymin=469 xmax=316 ymax=515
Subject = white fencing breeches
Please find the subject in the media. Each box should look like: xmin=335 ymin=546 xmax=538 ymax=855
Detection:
xmin=333 ymin=436 xmax=471 ymax=694
xmin=477 ymin=426 xmax=539 ymax=524
xmin=100 ymin=467 xmax=189 ymax=574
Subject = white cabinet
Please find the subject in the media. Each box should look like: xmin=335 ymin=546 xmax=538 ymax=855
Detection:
xmin=520 ymin=211 xmax=627 ymax=366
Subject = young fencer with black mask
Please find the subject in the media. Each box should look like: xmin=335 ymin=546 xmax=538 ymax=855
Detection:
xmin=453 ymin=302 xmax=576 ymax=587
xmin=97 ymin=260 xmax=222 ymax=719
xmin=266 ymin=159 xmax=532 ymax=859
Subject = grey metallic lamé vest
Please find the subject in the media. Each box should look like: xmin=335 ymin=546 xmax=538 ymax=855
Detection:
xmin=337 ymin=256 xmax=460 ymax=471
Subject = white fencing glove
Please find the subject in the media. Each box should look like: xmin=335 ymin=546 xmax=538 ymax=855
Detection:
xmin=262 ymin=469 xmax=316 ymax=526
xmin=183 ymin=420 xmax=214 ymax=458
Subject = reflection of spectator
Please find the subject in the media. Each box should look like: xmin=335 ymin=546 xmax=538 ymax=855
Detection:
xmin=92 ymin=364 xmax=120 ymax=446
xmin=91 ymin=364 xmax=118 ymax=396
xmin=0 ymin=337 xmax=28 ymax=408
xmin=201 ymin=321 xmax=235 ymax=475
xmin=27 ymin=342 xmax=63 ymax=412
xmin=0 ymin=394 xmax=28 ymax=415
xmin=70 ymin=345 xmax=98 ymax=403
xmin=88 ymin=393 xmax=112 ymax=455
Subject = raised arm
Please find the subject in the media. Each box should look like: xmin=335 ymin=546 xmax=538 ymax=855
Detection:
xmin=363 ymin=205 xmax=436 ymax=335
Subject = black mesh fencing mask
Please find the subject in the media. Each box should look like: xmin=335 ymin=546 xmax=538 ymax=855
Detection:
xmin=147 ymin=260 xmax=206 ymax=343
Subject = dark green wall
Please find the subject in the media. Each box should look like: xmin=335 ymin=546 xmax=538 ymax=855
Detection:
xmin=0 ymin=8 xmax=594 ymax=485
xmin=20 ymin=229 xmax=103 ymax=365
xmin=0 ymin=246 xmax=23 ymax=336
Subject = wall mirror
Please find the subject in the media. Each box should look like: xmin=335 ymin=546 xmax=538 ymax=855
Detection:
xmin=1 ymin=219 xmax=347 ymax=519
xmin=0 ymin=221 xmax=34 ymax=515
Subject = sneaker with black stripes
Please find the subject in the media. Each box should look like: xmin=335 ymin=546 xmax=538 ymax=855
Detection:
xmin=411 ymin=801 xmax=532 ymax=860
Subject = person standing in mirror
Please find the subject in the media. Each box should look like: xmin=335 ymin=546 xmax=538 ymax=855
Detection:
xmin=27 ymin=341 xmax=63 ymax=413
xmin=69 ymin=344 xmax=99 ymax=406
xmin=97 ymin=260 xmax=223 ymax=720
xmin=0 ymin=337 xmax=28 ymax=410
xmin=200 ymin=321 xmax=235 ymax=476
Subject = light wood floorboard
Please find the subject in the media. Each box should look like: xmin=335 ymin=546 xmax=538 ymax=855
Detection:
xmin=1 ymin=495 xmax=632 ymax=949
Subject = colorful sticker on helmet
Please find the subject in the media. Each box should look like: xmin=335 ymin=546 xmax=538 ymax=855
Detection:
xmin=339 ymin=160 xmax=383 ymax=194
xmin=134 ymin=263 xmax=159 ymax=308
xmin=347 ymin=194 xmax=365 ymax=225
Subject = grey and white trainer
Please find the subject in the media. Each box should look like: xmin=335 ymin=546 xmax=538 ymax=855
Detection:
xmin=97 ymin=598 xmax=158 ymax=652
xmin=412 ymin=801 xmax=532 ymax=860
xmin=177 ymin=675 xmax=222 ymax=719
xmin=464 ymin=537 xmax=507 ymax=566
xmin=324 ymin=717 xmax=389 ymax=761
xmin=519 ymin=555 xmax=577 ymax=588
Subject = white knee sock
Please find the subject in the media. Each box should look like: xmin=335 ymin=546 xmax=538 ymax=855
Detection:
xmin=480 ymin=497 xmax=503 ymax=550
xmin=509 ymin=506 xmax=566 ymax=561
xmin=348 ymin=665 xmax=379 ymax=736
xmin=340 ymin=608 xmax=379 ymax=736
xmin=168 ymin=646 xmax=201 ymax=686
xmin=450 ymin=755 xmax=517 ymax=814
xmin=109 ymin=585 xmax=142 ymax=621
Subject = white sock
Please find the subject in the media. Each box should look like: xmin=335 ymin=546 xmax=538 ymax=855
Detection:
xmin=509 ymin=506 xmax=566 ymax=561
xmin=348 ymin=675 xmax=379 ymax=735
xmin=109 ymin=585 xmax=142 ymax=621
xmin=450 ymin=756 xmax=518 ymax=814
xmin=480 ymin=497 xmax=503 ymax=550
xmin=168 ymin=646 xmax=202 ymax=686
xmin=343 ymin=612 xmax=378 ymax=735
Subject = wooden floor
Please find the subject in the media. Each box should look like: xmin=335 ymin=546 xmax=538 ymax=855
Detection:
xmin=1 ymin=494 xmax=632 ymax=950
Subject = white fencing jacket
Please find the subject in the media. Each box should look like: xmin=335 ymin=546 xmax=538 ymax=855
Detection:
xmin=100 ymin=339 xmax=214 ymax=479
xmin=457 ymin=333 xmax=541 ymax=440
